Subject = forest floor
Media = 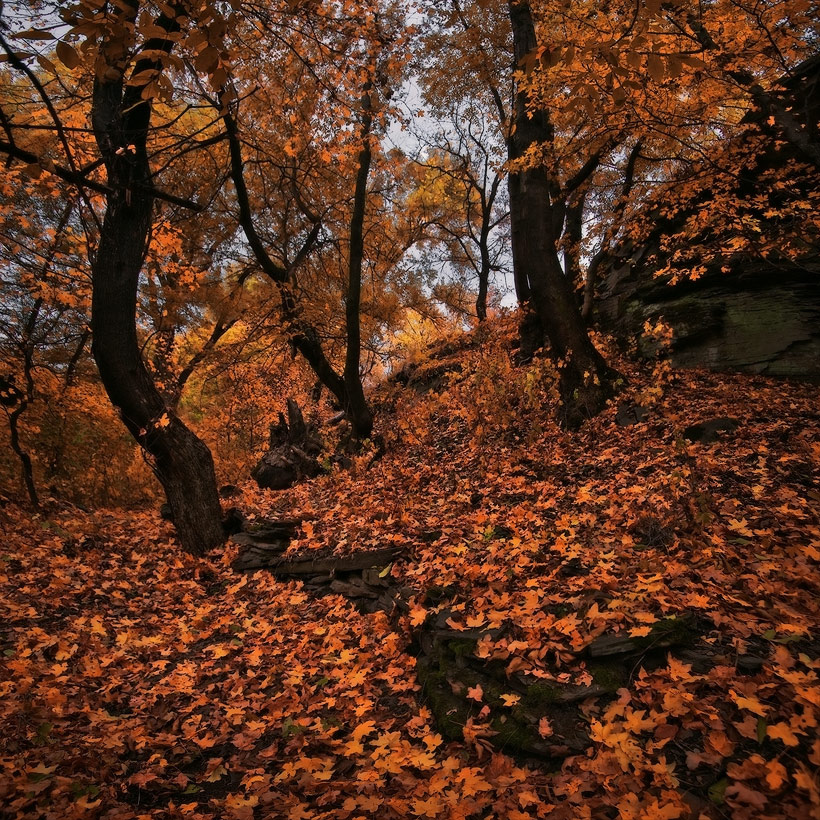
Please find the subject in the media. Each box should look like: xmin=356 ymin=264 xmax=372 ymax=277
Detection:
xmin=1 ymin=316 xmax=819 ymax=820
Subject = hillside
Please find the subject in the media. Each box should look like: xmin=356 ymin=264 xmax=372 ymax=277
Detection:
xmin=2 ymin=316 xmax=819 ymax=820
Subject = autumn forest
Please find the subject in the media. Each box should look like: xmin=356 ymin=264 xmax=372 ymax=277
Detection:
xmin=0 ymin=0 xmax=819 ymax=818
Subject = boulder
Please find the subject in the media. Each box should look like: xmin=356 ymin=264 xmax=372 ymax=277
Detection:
xmin=598 ymin=259 xmax=820 ymax=379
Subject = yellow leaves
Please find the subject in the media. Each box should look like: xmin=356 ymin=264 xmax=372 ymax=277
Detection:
xmin=288 ymin=803 xmax=313 ymax=820
xmin=225 ymin=793 xmax=259 ymax=820
xmin=801 ymin=543 xmax=820 ymax=562
xmin=793 ymin=763 xmax=820 ymax=798
xmin=408 ymin=748 xmax=438 ymax=769
xmin=351 ymin=720 xmax=378 ymax=742
xmin=665 ymin=656 xmax=695 ymax=682
xmin=54 ymin=641 xmax=78 ymax=661
xmin=343 ymin=794 xmax=382 ymax=812
xmin=206 ymin=642 xmax=234 ymax=658
xmin=246 ymin=646 xmax=264 ymax=666
xmin=411 ymin=795 xmax=443 ymax=817
xmin=620 ymin=792 xmax=685 ymax=819
xmin=204 ymin=759 xmax=228 ymax=782
xmin=27 ymin=762 xmax=57 ymax=777
xmin=764 ymin=759 xmax=789 ymax=791
xmin=88 ymin=616 xmax=107 ymax=636
xmin=730 ymin=690 xmax=769 ymax=717
xmin=500 ymin=693 xmax=521 ymax=707
xmin=706 ymin=730 xmax=735 ymax=758
xmin=343 ymin=738 xmax=364 ymax=755
xmin=409 ymin=605 xmax=428 ymax=627
xmin=727 ymin=517 xmax=755 ymax=536
xmin=456 ymin=766 xmax=493 ymax=796
xmin=622 ymin=708 xmax=657 ymax=734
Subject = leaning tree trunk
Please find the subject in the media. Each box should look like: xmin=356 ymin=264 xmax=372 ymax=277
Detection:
xmin=90 ymin=4 xmax=224 ymax=556
xmin=507 ymin=0 xmax=618 ymax=426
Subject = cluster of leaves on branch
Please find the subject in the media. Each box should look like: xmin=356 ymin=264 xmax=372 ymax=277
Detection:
xmin=508 ymin=0 xmax=820 ymax=297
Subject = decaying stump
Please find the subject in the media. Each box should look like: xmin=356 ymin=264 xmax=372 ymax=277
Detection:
xmin=251 ymin=399 xmax=324 ymax=490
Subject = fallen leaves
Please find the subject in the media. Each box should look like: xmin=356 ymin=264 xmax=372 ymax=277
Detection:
xmin=2 ymin=321 xmax=820 ymax=818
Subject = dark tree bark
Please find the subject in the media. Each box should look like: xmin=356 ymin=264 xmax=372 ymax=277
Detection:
xmin=89 ymin=2 xmax=223 ymax=556
xmin=507 ymin=0 xmax=619 ymax=426
xmin=343 ymin=91 xmax=375 ymax=439
xmin=507 ymin=138 xmax=546 ymax=360
xmin=3 ymin=345 xmax=38 ymax=507
xmin=474 ymin=172 xmax=503 ymax=322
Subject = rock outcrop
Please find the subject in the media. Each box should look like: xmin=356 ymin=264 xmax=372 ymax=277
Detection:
xmin=598 ymin=260 xmax=820 ymax=378
xmin=596 ymin=54 xmax=820 ymax=379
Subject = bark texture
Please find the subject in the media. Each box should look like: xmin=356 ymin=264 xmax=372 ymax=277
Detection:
xmin=89 ymin=2 xmax=223 ymax=556
xmin=507 ymin=0 xmax=618 ymax=426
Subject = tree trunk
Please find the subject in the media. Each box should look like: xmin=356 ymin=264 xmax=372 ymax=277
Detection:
xmin=5 ymin=300 xmax=42 ymax=507
xmin=507 ymin=0 xmax=618 ymax=426
xmin=508 ymin=138 xmax=545 ymax=360
xmin=476 ymin=265 xmax=489 ymax=322
xmin=476 ymin=221 xmax=491 ymax=322
xmin=344 ymin=92 xmax=375 ymax=440
xmin=563 ymin=187 xmax=587 ymax=291
xmin=90 ymin=4 xmax=224 ymax=556
xmin=7 ymin=404 xmax=38 ymax=507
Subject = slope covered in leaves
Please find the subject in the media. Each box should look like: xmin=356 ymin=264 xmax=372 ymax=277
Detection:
xmin=2 ymin=316 xmax=819 ymax=819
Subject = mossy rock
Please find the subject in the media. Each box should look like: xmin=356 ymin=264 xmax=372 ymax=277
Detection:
xmin=416 ymin=634 xmax=595 ymax=759
xmin=587 ymin=614 xmax=704 ymax=658
xmin=589 ymin=662 xmax=628 ymax=692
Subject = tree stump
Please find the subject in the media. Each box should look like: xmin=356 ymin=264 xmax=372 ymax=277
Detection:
xmin=251 ymin=399 xmax=324 ymax=490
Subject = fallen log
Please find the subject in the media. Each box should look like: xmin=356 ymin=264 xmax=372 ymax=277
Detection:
xmin=266 ymin=546 xmax=402 ymax=578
